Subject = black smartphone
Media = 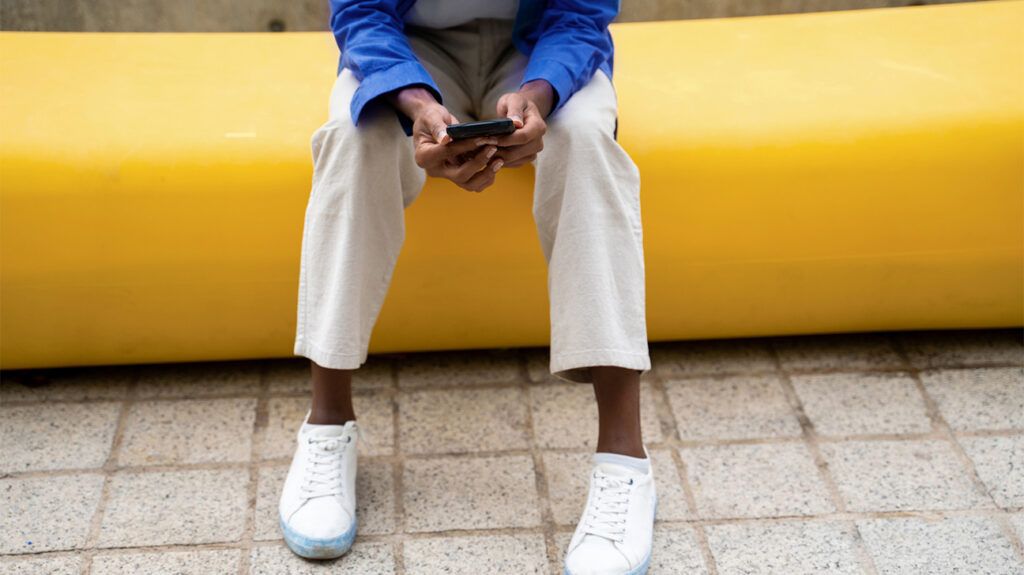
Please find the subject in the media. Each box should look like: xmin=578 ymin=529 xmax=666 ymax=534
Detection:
xmin=446 ymin=118 xmax=516 ymax=140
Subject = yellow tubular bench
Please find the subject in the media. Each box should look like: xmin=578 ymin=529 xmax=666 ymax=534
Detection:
xmin=1 ymin=1 xmax=1021 ymax=370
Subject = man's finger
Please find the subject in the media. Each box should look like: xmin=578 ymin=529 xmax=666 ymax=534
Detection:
xmin=495 ymin=139 xmax=543 ymax=165
xmin=461 ymin=158 xmax=502 ymax=192
xmin=443 ymin=137 xmax=500 ymax=160
xmin=448 ymin=145 xmax=497 ymax=183
xmin=502 ymin=154 xmax=537 ymax=168
xmin=415 ymin=139 xmax=448 ymax=168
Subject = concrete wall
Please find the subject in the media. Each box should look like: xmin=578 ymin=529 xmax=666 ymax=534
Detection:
xmin=0 ymin=0 xmax=982 ymax=32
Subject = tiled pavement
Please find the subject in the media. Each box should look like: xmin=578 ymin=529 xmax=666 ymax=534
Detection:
xmin=1 ymin=329 xmax=1022 ymax=575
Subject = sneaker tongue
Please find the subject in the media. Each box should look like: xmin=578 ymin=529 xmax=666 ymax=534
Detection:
xmin=593 ymin=461 xmax=639 ymax=479
xmin=302 ymin=421 xmax=356 ymax=438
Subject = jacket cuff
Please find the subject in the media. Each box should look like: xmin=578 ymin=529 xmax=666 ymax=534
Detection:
xmin=350 ymin=60 xmax=442 ymax=133
xmin=521 ymin=59 xmax=575 ymax=115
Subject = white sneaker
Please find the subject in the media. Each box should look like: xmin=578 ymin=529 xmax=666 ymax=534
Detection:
xmin=278 ymin=410 xmax=359 ymax=559
xmin=564 ymin=452 xmax=657 ymax=575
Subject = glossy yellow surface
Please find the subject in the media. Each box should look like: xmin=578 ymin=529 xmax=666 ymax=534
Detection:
xmin=2 ymin=2 xmax=1022 ymax=369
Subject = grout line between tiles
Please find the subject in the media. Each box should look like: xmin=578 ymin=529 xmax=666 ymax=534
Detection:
xmin=235 ymin=359 xmax=271 ymax=575
xmin=6 ymin=425 xmax=1021 ymax=482
xmin=389 ymin=358 xmax=407 ymax=575
xmin=78 ymin=369 xmax=139 ymax=575
xmin=765 ymin=343 xmax=848 ymax=515
xmin=888 ymin=336 xmax=1003 ymax=508
xmin=516 ymin=351 xmax=561 ymax=575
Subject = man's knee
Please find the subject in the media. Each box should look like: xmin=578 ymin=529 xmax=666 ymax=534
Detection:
xmin=543 ymin=111 xmax=616 ymax=153
xmin=312 ymin=112 xmax=405 ymax=165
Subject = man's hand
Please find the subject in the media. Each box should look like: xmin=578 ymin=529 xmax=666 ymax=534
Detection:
xmin=494 ymin=80 xmax=554 ymax=167
xmin=388 ymin=87 xmax=502 ymax=193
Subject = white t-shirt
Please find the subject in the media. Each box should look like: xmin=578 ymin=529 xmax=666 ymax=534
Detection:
xmin=404 ymin=0 xmax=518 ymax=29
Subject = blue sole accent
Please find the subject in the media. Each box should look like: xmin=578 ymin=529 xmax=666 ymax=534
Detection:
xmin=279 ymin=514 xmax=357 ymax=560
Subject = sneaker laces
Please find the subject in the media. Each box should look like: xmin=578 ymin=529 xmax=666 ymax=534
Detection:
xmin=299 ymin=433 xmax=352 ymax=500
xmin=581 ymin=471 xmax=633 ymax=542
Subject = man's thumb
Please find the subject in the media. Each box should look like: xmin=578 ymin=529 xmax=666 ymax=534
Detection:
xmin=432 ymin=120 xmax=450 ymax=144
xmin=500 ymin=97 xmax=525 ymax=128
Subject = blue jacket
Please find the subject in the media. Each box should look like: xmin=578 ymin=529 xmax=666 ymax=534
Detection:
xmin=328 ymin=0 xmax=619 ymax=130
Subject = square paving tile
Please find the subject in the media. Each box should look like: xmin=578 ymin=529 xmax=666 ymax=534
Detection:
xmin=651 ymin=339 xmax=776 ymax=377
xmin=403 ymin=534 xmax=548 ymax=575
xmin=543 ymin=449 xmax=690 ymax=526
xmin=255 ymin=459 xmax=394 ymax=541
xmin=96 ymin=468 xmax=249 ymax=548
xmin=664 ymin=374 xmax=801 ymax=441
xmin=90 ymin=549 xmax=241 ymax=575
xmin=647 ymin=449 xmax=694 ymax=522
xmin=820 ymin=440 xmax=990 ymax=512
xmin=118 ymin=397 xmax=256 ymax=466
xmin=791 ymin=372 xmax=931 ymax=436
xmin=397 ymin=350 xmax=521 ymax=388
xmin=250 ymin=541 xmax=395 ymax=575
xmin=0 ymin=555 xmax=82 ymax=575
xmin=772 ymin=332 xmax=904 ymax=372
xmin=959 ymin=435 xmax=1024 ymax=509
xmin=402 ymin=454 xmax=541 ymax=532
xmin=134 ymin=360 xmax=262 ymax=399
xmin=398 ymin=386 xmax=529 ymax=454
xmin=649 ymin=525 xmax=710 ymax=575
xmin=531 ymin=381 xmax=663 ymax=450
xmin=262 ymin=395 xmax=393 ymax=459
xmin=0 ymin=364 xmax=133 ymax=402
xmin=899 ymin=329 xmax=1024 ymax=368
xmin=680 ymin=443 xmax=835 ymax=519
xmin=706 ymin=520 xmax=862 ymax=575
xmin=0 ymin=473 xmax=104 ymax=554
xmin=265 ymin=356 xmax=392 ymax=395
xmin=0 ymin=402 xmax=120 ymax=473
xmin=919 ymin=367 xmax=1024 ymax=432
xmin=542 ymin=451 xmax=596 ymax=526
xmin=858 ymin=516 xmax=1024 ymax=575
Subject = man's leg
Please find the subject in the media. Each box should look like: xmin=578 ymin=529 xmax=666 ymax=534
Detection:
xmin=284 ymin=52 xmax=476 ymax=559
xmin=502 ymin=68 xmax=652 ymax=457
xmin=283 ymin=67 xmax=428 ymax=559
xmin=484 ymin=68 xmax=655 ymax=573
xmin=294 ymin=67 xmax=426 ymax=370
xmin=531 ymin=70 xmax=651 ymax=387
xmin=591 ymin=366 xmax=645 ymax=457
xmin=293 ymin=68 xmax=426 ymax=424
xmin=296 ymin=36 xmax=476 ymax=426
xmin=542 ymin=76 xmax=655 ymax=571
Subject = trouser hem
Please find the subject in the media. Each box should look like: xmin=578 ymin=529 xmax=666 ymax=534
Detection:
xmin=293 ymin=338 xmax=366 ymax=370
xmin=550 ymin=348 xmax=652 ymax=384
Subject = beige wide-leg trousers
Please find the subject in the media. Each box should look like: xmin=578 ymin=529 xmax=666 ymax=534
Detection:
xmin=293 ymin=19 xmax=650 ymax=383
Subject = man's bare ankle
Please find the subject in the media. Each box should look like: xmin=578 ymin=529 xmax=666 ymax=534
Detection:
xmin=595 ymin=440 xmax=646 ymax=459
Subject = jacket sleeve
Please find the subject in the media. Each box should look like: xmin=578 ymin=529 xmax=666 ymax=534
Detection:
xmin=520 ymin=0 xmax=620 ymax=114
xmin=329 ymin=0 xmax=441 ymax=126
